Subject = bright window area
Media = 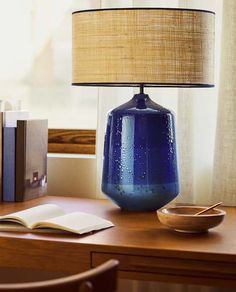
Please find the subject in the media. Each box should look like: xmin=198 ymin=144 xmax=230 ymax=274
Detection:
xmin=0 ymin=0 xmax=97 ymax=129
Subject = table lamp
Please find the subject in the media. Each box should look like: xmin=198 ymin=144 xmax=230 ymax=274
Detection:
xmin=72 ymin=8 xmax=215 ymax=211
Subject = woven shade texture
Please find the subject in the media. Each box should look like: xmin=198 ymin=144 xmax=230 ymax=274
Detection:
xmin=72 ymin=8 xmax=215 ymax=87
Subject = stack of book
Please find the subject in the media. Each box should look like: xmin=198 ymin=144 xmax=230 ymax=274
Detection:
xmin=0 ymin=111 xmax=48 ymax=202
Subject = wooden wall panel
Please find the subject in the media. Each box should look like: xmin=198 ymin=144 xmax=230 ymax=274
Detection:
xmin=48 ymin=129 xmax=96 ymax=154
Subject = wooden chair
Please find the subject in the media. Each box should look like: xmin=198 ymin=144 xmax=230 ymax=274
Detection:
xmin=0 ymin=260 xmax=119 ymax=292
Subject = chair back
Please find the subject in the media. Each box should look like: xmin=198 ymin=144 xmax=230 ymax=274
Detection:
xmin=0 ymin=260 xmax=119 ymax=292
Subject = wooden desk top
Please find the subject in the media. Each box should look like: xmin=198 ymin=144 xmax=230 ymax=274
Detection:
xmin=0 ymin=196 xmax=236 ymax=287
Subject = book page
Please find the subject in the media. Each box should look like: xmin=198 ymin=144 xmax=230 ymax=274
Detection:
xmin=32 ymin=212 xmax=114 ymax=234
xmin=0 ymin=204 xmax=65 ymax=228
xmin=0 ymin=222 xmax=69 ymax=234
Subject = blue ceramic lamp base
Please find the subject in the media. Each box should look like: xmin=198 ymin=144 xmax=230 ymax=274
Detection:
xmin=103 ymin=183 xmax=179 ymax=211
xmin=102 ymin=87 xmax=179 ymax=211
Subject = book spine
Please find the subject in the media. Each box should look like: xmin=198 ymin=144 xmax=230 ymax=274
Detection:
xmin=0 ymin=113 xmax=3 ymax=201
xmin=15 ymin=121 xmax=26 ymax=202
xmin=3 ymin=127 xmax=16 ymax=202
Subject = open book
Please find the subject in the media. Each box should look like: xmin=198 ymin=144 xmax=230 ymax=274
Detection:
xmin=0 ymin=204 xmax=114 ymax=234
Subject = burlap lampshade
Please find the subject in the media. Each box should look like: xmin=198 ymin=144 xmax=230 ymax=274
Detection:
xmin=72 ymin=8 xmax=215 ymax=87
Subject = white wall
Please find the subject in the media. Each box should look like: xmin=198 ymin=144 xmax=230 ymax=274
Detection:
xmin=47 ymin=154 xmax=97 ymax=198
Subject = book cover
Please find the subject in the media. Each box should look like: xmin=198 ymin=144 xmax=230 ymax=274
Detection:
xmin=2 ymin=127 xmax=15 ymax=202
xmin=16 ymin=119 xmax=48 ymax=201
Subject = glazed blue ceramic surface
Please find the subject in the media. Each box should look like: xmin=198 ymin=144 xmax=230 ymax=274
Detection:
xmin=102 ymin=93 xmax=179 ymax=211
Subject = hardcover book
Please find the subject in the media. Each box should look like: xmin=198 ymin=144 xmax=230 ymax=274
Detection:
xmin=0 ymin=204 xmax=114 ymax=234
xmin=16 ymin=119 xmax=48 ymax=201
xmin=3 ymin=127 xmax=16 ymax=201
xmin=2 ymin=111 xmax=29 ymax=202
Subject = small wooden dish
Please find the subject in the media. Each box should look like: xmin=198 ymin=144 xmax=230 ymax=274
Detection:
xmin=157 ymin=206 xmax=226 ymax=233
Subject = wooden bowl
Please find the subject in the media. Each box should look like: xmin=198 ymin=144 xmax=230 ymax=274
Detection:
xmin=157 ymin=206 xmax=226 ymax=233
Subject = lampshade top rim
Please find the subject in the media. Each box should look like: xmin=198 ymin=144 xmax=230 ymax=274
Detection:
xmin=72 ymin=7 xmax=215 ymax=15
xmin=72 ymin=83 xmax=215 ymax=88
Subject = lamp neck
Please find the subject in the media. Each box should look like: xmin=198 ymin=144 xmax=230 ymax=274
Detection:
xmin=140 ymin=84 xmax=144 ymax=94
xmin=133 ymin=93 xmax=149 ymax=101
xmin=132 ymin=92 xmax=150 ymax=109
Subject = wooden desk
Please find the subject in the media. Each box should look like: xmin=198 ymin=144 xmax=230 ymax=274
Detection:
xmin=0 ymin=196 xmax=236 ymax=288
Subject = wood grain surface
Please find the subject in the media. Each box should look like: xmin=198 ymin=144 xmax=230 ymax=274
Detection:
xmin=48 ymin=129 xmax=96 ymax=154
xmin=0 ymin=196 xmax=235 ymax=287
